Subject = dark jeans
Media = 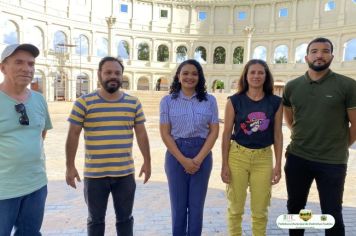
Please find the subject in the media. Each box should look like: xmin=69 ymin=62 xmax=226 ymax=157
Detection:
xmin=0 ymin=185 xmax=47 ymax=236
xmin=165 ymin=137 xmax=212 ymax=236
xmin=84 ymin=174 xmax=136 ymax=236
xmin=284 ymin=152 xmax=347 ymax=236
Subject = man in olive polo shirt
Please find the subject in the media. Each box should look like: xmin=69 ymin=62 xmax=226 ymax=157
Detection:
xmin=283 ymin=37 xmax=356 ymax=236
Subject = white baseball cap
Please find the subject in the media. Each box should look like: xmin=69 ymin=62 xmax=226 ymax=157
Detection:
xmin=1 ymin=43 xmax=39 ymax=63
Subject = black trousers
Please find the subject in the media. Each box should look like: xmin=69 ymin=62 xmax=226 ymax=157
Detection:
xmin=284 ymin=152 xmax=347 ymax=236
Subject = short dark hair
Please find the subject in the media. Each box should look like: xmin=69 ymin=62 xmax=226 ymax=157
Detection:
xmin=98 ymin=56 xmax=124 ymax=72
xmin=169 ymin=59 xmax=207 ymax=102
xmin=237 ymin=59 xmax=274 ymax=95
xmin=306 ymin=37 xmax=334 ymax=54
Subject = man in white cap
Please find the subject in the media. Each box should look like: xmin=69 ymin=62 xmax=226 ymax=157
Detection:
xmin=0 ymin=44 xmax=52 ymax=235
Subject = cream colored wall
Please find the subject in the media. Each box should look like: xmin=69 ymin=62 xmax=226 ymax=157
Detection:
xmin=0 ymin=0 xmax=355 ymax=101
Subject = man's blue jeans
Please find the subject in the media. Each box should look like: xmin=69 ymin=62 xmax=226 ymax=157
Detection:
xmin=0 ymin=185 xmax=47 ymax=236
xmin=165 ymin=137 xmax=212 ymax=236
xmin=284 ymin=152 xmax=347 ymax=236
xmin=84 ymin=174 xmax=136 ymax=236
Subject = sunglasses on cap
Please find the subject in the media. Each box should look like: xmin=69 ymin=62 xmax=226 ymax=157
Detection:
xmin=15 ymin=103 xmax=29 ymax=125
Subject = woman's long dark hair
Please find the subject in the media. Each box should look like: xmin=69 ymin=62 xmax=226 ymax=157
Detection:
xmin=237 ymin=59 xmax=274 ymax=95
xmin=169 ymin=59 xmax=207 ymax=101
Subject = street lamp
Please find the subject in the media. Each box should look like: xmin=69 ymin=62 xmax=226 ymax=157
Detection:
xmin=55 ymin=43 xmax=76 ymax=101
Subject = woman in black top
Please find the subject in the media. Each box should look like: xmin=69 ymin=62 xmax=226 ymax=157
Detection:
xmin=221 ymin=59 xmax=283 ymax=236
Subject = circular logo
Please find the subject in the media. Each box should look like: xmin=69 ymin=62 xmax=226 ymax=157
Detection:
xmin=299 ymin=209 xmax=312 ymax=221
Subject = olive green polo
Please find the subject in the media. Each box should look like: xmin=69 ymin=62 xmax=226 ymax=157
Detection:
xmin=283 ymin=70 xmax=356 ymax=164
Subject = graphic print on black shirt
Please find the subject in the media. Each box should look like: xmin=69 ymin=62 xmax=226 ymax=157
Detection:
xmin=240 ymin=111 xmax=270 ymax=135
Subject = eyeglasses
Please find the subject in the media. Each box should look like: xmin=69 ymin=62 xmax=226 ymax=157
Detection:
xmin=14 ymin=103 xmax=29 ymax=125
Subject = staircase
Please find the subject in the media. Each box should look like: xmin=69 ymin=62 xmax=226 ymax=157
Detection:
xmin=47 ymin=90 xmax=234 ymax=119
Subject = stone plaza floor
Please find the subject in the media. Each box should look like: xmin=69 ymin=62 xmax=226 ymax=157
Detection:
xmin=40 ymin=98 xmax=356 ymax=236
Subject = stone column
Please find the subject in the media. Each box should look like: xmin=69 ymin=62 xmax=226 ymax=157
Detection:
xmin=269 ymin=2 xmax=276 ymax=33
xmin=289 ymin=39 xmax=295 ymax=63
xmin=250 ymin=4 xmax=255 ymax=26
xmin=337 ymin=0 xmax=346 ymax=26
xmin=209 ymin=5 xmax=215 ymax=34
xmin=290 ymin=0 xmax=297 ymax=31
xmin=243 ymin=26 xmax=255 ymax=61
xmin=312 ymin=0 xmax=320 ymax=29
xmin=131 ymin=36 xmax=136 ymax=60
xmin=189 ymin=5 xmax=196 ymax=33
xmin=228 ymin=6 xmax=234 ymax=34
xmin=151 ymin=39 xmax=156 ymax=62
xmin=106 ymin=16 xmax=116 ymax=56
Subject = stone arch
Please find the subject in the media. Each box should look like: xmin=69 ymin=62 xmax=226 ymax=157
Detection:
xmin=233 ymin=46 xmax=244 ymax=64
xmin=176 ymin=45 xmax=188 ymax=63
xmin=157 ymin=44 xmax=169 ymax=62
xmin=122 ymin=75 xmax=130 ymax=90
xmin=213 ymin=46 xmax=226 ymax=64
xmin=274 ymin=45 xmax=288 ymax=63
xmin=75 ymin=34 xmax=89 ymax=56
xmin=31 ymin=70 xmax=46 ymax=94
xmin=194 ymin=46 xmax=207 ymax=63
xmin=118 ymin=40 xmax=130 ymax=60
xmin=2 ymin=19 xmax=19 ymax=44
xmin=27 ymin=26 xmax=44 ymax=51
xmin=211 ymin=79 xmax=225 ymax=93
xmin=252 ymin=45 xmax=267 ymax=61
xmin=156 ymin=76 xmax=169 ymax=91
xmin=53 ymin=30 xmax=68 ymax=52
xmin=344 ymin=38 xmax=356 ymax=61
xmin=96 ymin=36 xmax=108 ymax=57
xmin=295 ymin=43 xmax=308 ymax=63
xmin=138 ymin=42 xmax=150 ymax=61
xmin=76 ymin=72 xmax=90 ymax=97
xmin=137 ymin=76 xmax=150 ymax=90
xmin=54 ymin=70 xmax=68 ymax=101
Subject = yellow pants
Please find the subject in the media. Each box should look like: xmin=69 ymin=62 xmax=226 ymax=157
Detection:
xmin=227 ymin=141 xmax=273 ymax=236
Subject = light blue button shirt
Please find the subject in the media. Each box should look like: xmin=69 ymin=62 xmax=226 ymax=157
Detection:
xmin=160 ymin=91 xmax=219 ymax=140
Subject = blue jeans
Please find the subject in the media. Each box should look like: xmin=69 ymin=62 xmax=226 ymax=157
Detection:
xmin=165 ymin=137 xmax=212 ymax=236
xmin=84 ymin=174 xmax=136 ymax=236
xmin=284 ymin=152 xmax=346 ymax=236
xmin=0 ymin=185 xmax=47 ymax=236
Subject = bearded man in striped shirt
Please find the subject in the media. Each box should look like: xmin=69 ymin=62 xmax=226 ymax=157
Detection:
xmin=65 ymin=56 xmax=151 ymax=236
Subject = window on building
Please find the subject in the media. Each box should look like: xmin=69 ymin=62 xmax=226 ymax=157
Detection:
xmin=237 ymin=11 xmax=247 ymax=20
xmin=157 ymin=44 xmax=169 ymax=62
xmin=324 ymin=1 xmax=335 ymax=11
xmin=353 ymin=0 xmax=356 ymax=4
xmin=138 ymin=43 xmax=150 ymax=61
xmin=53 ymin=31 xmax=67 ymax=52
xmin=194 ymin=46 xmax=207 ymax=63
xmin=252 ymin=46 xmax=267 ymax=61
xmin=198 ymin=11 xmax=207 ymax=21
xmin=96 ymin=37 xmax=108 ymax=57
xmin=26 ymin=26 xmax=44 ymax=51
xmin=274 ymin=45 xmax=288 ymax=63
xmin=176 ymin=45 xmax=188 ymax=63
xmin=279 ymin=8 xmax=288 ymax=17
xmin=295 ymin=43 xmax=307 ymax=63
xmin=118 ymin=40 xmax=129 ymax=60
xmin=213 ymin=47 xmax=226 ymax=64
xmin=75 ymin=35 xmax=89 ymax=56
xmin=160 ymin=9 xmax=168 ymax=18
xmin=344 ymin=38 xmax=356 ymax=61
xmin=233 ymin=46 xmax=244 ymax=64
xmin=120 ymin=4 xmax=128 ymax=13
xmin=2 ymin=20 xmax=18 ymax=44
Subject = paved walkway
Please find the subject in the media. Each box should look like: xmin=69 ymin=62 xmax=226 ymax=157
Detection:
xmin=41 ymin=103 xmax=356 ymax=236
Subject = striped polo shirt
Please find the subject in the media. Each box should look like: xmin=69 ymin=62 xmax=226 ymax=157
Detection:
xmin=68 ymin=91 xmax=145 ymax=178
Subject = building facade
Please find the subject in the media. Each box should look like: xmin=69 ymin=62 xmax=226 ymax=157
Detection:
xmin=1 ymin=0 xmax=356 ymax=101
